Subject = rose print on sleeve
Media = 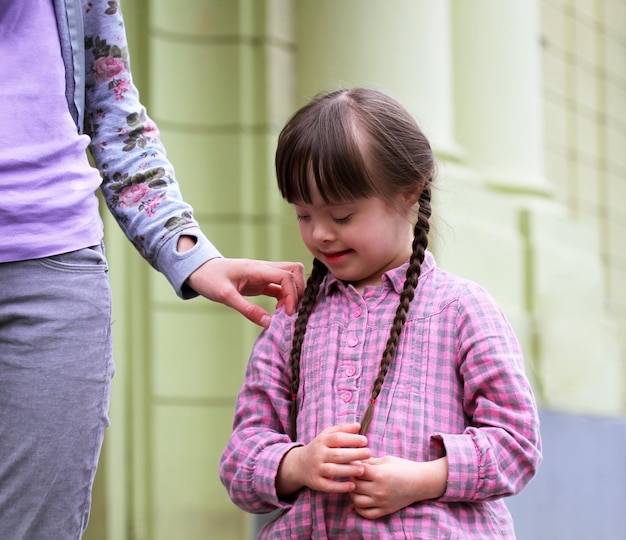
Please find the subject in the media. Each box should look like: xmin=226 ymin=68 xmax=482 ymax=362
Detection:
xmin=142 ymin=194 xmax=167 ymax=216
xmin=85 ymin=34 xmax=130 ymax=99
xmin=122 ymin=112 xmax=161 ymax=152
xmin=118 ymin=183 xmax=150 ymax=209
xmin=105 ymin=167 xmax=170 ymax=217
xmin=93 ymin=56 xmax=125 ymax=83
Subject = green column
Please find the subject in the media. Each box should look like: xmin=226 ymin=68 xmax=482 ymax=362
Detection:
xmin=145 ymin=1 xmax=299 ymax=539
xmin=296 ymin=0 xmax=460 ymax=158
xmin=453 ymin=0 xmax=550 ymax=194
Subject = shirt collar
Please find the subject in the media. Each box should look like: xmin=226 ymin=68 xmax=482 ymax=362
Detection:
xmin=321 ymin=249 xmax=437 ymax=295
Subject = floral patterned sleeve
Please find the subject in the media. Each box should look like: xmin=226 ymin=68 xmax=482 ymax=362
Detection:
xmin=82 ymin=0 xmax=221 ymax=298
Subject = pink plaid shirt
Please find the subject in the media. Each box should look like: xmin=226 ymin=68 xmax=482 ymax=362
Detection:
xmin=220 ymin=251 xmax=542 ymax=539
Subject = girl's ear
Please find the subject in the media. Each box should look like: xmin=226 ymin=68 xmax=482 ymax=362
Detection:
xmin=397 ymin=186 xmax=422 ymax=210
xmin=393 ymin=187 xmax=422 ymax=224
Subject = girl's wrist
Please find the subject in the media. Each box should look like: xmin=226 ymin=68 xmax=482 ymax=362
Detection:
xmin=276 ymin=446 xmax=305 ymax=497
xmin=425 ymin=456 xmax=448 ymax=499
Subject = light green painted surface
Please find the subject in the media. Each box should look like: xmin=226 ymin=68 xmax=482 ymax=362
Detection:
xmin=522 ymin=207 xmax=623 ymax=414
xmin=452 ymin=0 xmax=547 ymax=192
xmin=151 ymin=41 xmax=244 ymax=126
xmin=538 ymin=0 xmax=626 ymax=409
xmin=151 ymin=405 xmax=248 ymax=540
xmin=152 ymin=310 xmax=250 ymax=399
xmin=151 ymin=0 xmax=242 ymax=37
xmin=158 ymin=131 xmax=245 ymax=215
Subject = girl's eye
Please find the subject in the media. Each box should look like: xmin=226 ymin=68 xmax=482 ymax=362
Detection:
xmin=296 ymin=214 xmax=310 ymax=222
xmin=334 ymin=215 xmax=352 ymax=224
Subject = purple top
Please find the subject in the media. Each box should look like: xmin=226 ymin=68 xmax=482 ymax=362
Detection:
xmin=0 ymin=0 xmax=103 ymax=261
xmin=220 ymin=252 xmax=542 ymax=539
xmin=0 ymin=0 xmax=222 ymax=298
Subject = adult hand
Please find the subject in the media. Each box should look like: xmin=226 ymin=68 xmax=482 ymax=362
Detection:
xmin=276 ymin=423 xmax=371 ymax=497
xmin=349 ymin=455 xmax=448 ymax=519
xmin=186 ymin=256 xmax=305 ymax=328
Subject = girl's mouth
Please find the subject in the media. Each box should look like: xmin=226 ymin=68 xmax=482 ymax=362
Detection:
xmin=322 ymin=249 xmax=352 ymax=264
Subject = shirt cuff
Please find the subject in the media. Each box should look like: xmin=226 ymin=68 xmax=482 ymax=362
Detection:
xmin=430 ymin=433 xmax=480 ymax=501
xmin=155 ymin=227 xmax=222 ymax=299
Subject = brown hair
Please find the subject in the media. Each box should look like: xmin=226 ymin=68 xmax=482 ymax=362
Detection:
xmin=275 ymin=88 xmax=435 ymax=440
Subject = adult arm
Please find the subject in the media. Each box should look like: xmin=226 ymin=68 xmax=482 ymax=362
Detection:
xmin=82 ymin=1 xmax=303 ymax=324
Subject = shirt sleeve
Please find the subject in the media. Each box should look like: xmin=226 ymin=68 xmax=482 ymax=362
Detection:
xmin=430 ymin=283 xmax=542 ymax=502
xmin=82 ymin=0 xmax=221 ymax=298
xmin=219 ymin=310 xmax=303 ymax=513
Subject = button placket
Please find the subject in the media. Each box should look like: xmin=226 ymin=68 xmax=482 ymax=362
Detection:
xmin=335 ymin=297 xmax=367 ymax=417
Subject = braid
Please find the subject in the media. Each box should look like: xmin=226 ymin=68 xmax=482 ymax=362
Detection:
xmin=417 ymin=185 xmax=431 ymax=251
xmin=359 ymin=186 xmax=432 ymax=436
xmin=289 ymin=258 xmax=328 ymax=440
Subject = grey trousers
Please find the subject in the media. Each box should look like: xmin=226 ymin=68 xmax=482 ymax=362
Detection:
xmin=0 ymin=245 xmax=114 ymax=540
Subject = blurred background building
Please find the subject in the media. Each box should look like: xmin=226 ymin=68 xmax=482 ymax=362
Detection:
xmin=88 ymin=0 xmax=625 ymax=538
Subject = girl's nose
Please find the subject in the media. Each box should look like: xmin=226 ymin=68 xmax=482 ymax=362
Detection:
xmin=311 ymin=222 xmax=335 ymax=243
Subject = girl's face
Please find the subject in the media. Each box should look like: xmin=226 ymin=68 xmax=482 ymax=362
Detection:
xmin=293 ymin=185 xmax=416 ymax=292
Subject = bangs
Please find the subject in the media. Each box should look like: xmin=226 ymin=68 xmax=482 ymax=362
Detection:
xmin=276 ymin=97 xmax=376 ymax=204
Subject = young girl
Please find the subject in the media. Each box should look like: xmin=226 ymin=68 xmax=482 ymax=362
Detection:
xmin=219 ymin=87 xmax=542 ymax=539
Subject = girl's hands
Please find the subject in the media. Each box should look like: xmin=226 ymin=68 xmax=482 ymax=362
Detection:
xmin=349 ymin=456 xmax=448 ymax=519
xmin=276 ymin=423 xmax=371 ymax=497
xmin=276 ymin=424 xmax=448 ymax=519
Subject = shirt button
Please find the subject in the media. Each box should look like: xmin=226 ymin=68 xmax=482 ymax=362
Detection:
xmin=347 ymin=337 xmax=358 ymax=347
xmin=342 ymin=391 xmax=353 ymax=403
xmin=345 ymin=365 xmax=356 ymax=377
xmin=353 ymin=308 xmax=361 ymax=318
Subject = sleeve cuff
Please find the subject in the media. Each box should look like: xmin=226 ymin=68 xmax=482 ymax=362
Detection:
xmin=155 ymin=227 xmax=223 ymax=299
xmin=430 ymin=433 xmax=480 ymax=501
